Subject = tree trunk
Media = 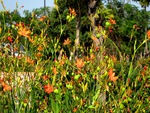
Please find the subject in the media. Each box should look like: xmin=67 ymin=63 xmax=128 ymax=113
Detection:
xmin=88 ymin=0 xmax=106 ymax=104
xmin=74 ymin=2 xmax=81 ymax=58
xmin=144 ymin=6 xmax=148 ymax=56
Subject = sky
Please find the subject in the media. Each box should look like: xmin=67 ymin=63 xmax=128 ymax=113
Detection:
xmin=0 ymin=0 xmax=150 ymax=17
xmin=0 ymin=0 xmax=54 ymax=16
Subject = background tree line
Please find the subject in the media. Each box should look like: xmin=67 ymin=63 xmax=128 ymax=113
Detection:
xmin=0 ymin=0 xmax=150 ymax=60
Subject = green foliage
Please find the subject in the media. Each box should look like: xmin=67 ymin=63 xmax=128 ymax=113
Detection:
xmin=0 ymin=0 xmax=150 ymax=112
xmin=106 ymin=1 xmax=150 ymax=56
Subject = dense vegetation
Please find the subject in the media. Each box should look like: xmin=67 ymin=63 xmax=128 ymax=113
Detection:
xmin=0 ymin=0 xmax=150 ymax=112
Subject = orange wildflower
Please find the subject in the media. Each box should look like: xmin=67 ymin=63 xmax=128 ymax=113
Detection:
xmin=133 ymin=24 xmax=137 ymax=29
xmin=39 ymin=16 xmax=47 ymax=21
xmin=69 ymin=7 xmax=76 ymax=16
xmin=109 ymin=18 xmax=116 ymax=24
xmin=26 ymin=57 xmax=34 ymax=65
xmin=7 ymin=36 xmax=13 ymax=43
xmin=90 ymin=54 xmax=95 ymax=60
xmin=37 ymin=46 xmax=43 ymax=51
xmin=111 ymin=55 xmax=117 ymax=63
xmin=75 ymin=58 xmax=84 ymax=69
xmin=109 ymin=26 xmax=113 ymax=33
xmin=73 ymin=107 xmax=78 ymax=112
xmin=52 ymin=67 xmax=58 ymax=75
xmin=143 ymin=65 xmax=148 ymax=71
xmin=108 ymin=68 xmax=118 ymax=82
xmin=18 ymin=27 xmax=30 ymax=37
xmin=42 ymin=75 xmax=49 ymax=81
xmin=91 ymin=36 xmax=98 ymax=41
xmin=133 ymin=24 xmax=140 ymax=30
xmin=147 ymin=30 xmax=150 ymax=39
xmin=1 ymin=82 xmax=12 ymax=92
xmin=44 ymin=84 xmax=54 ymax=94
xmin=36 ymin=52 xmax=42 ymax=58
xmin=63 ymin=38 xmax=71 ymax=45
xmin=60 ymin=59 xmax=65 ymax=65
xmin=18 ymin=27 xmax=33 ymax=43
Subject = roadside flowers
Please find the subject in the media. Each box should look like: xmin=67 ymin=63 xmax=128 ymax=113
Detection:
xmin=109 ymin=18 xmax=116 ymax=24
xmin=39 ymin=16 xmax=47 ymax=21
xmin=75 ymin=58 xmax=84 ymax=69
xmin=42 ymin=75 xmax=49 ymax=81
xmin=147 ymin=30 xmax=150 ymax=39
xmin=69 ymin=7 xmax=76 ymax=16
xmin=133 ymin=24 xmax=140 ymax=30
xmin=52 ymin=67 xmax=58 ymax=75
xmin=18 ymin=27 xmax=30 ymax=37
xmin=35 ymin=52 xmax=42 ymax=58
xmin=18 ymin=27 xmax=33 ymax=43
xmin=26 ymin=57 xmax=34 ymax=65
xmin=91 ymin=36 xmax=98 ymax=41
xmin=1 ymin=82 xmax=12 ymax=92
xmin=108 ymin=68 xmax=118 ymax=82
xmin=7 ymin=36 xmax=13 ymax=43
xmin=37 ymin=46 xmax=43 ymax=51
xmin=111 ymin=55 xmax=117 ymax=63
xmin=63 ymin=38 xmax=71 ymax=45
xmin=44 ymin=84 xmax=54 ymax=94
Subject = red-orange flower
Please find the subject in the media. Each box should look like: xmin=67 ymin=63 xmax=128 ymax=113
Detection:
xmin=75 ymin=58 xmax=84 ymax=69
xmin=52 ymin=67 xmax=58 ymax=75
xmin=91 ymin=36 xmax=98 ymax=41
xmin=37 ymin=46 xmax=43 ymax=51
xmin=109 ymin=18 xmax=116 ymax=24
xmin=39 ymin=16 xmax=47 ymax=21
xmin=63 ymin=38 xmax=71 ymax=45
xmin=7 ymin=36 xmax=13 ymax=43
xmin=36 ymin=52 xmax=42 ymax=58
xmin=18 ymin=27 xmax=33 ymax=43
xmin=108 ymin=68 xmax=118 ymax=82
xmin=26 ymin=57 xmax=34 ymax=65
xmin=147 ymin=30 xmax=150 ymax=39
xmin=133 ymin=24 xmax=140 ymax=30
xmin=69 ymin=7 xmax=76 ymax=16
xmin=111 ymin=55 xmax=117 ymax=63
xmin=143 ymin=65 xmax=148 ymax=71
xmin=18 ymin=27 xmax=30 ymax=37
xmin=1 ymin=82 xmax=12 ymax=92
xmin=44 ymin=84 xmax=54 ymax=94
xmin=42 ymin=75 xmax=49 ymax=81
xmin=90 ymin=54 xmax=95 ymax=60
xmin=73 ymin=107 xmax=78 ymax=112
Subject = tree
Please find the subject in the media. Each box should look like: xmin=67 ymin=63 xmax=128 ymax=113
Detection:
xmin=106 ymin=1 xmax=150 ymax=58
xmin=133 ymin=0 xmax=150 ymax=55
